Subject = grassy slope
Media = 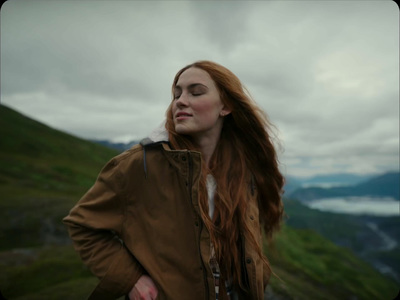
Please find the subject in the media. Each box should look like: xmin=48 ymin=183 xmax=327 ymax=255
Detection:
xmin=0 ymin=105 xmax=120 ymax=298
xmin=266 ymin=226 xmax=398 ymax=300
xmin=0 ymin=105 xmax=398 ymax=299
xmin=0 ymin=104 xmax=118 ymax=193
xmin=283 ymin=198 xmax=400 ymax=277
xmin=283 ymin=198 xmax=370 ymax=251
xmin=0 ymin=105 xmax=119 ymax=250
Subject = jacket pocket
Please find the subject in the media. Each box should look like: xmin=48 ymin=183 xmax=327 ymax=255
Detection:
xmin=88 ymin=249 xmax=145 ymax=300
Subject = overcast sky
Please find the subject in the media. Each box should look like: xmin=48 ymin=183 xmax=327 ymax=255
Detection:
xmin=1 ymin=0 xmax=399 ymax=178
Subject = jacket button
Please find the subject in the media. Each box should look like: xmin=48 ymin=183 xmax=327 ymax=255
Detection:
xmin=195 ymin=221 xmax=199 ymax=227
xmin=246 ymin=258 xmax=252 ymax=264
xmin=181 ymin=156 xmax=187 ymax=161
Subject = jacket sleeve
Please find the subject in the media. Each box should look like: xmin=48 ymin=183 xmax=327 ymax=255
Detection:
xmin=63 ymin=157 xmax=145 ymax=299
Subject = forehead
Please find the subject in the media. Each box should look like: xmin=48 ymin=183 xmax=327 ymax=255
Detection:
xmin=176 ymin=67 xmax=215 ymax=87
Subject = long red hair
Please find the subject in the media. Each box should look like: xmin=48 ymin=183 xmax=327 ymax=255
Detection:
xmin=165 ymin=61 xmax=284 ymax=287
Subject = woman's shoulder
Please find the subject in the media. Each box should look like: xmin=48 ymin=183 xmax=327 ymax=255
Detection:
xmin=112 ymin=142 xmax=167 ymax=165
xmin=112 ymin=143 xmax=145 ymax=164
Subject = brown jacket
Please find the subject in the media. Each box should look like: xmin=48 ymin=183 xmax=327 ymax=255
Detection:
xmin=63 ymin=141 xmax=270 ymax=300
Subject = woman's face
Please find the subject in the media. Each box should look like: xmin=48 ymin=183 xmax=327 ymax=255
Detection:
xmin=172 ymin=67 xmax=230 ymax=141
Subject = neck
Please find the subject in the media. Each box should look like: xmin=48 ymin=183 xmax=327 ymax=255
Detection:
xmin=193 ymin=133 xmax=221 ymax=169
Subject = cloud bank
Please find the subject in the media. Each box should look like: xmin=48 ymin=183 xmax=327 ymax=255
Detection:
xmin=1 ymin=0 xmax=398 ymax=177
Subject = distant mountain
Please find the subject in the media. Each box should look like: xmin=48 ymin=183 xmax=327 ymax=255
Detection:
xmin=283 ymin=176 xmax=303 ymax=194
xmin=289 ymin=171 xmax=400 ymax=201
xmin=299 ymin=173 xmax=373 ymax=187
xmin=284 ymin=173 xmax=373 ymax=195
xmin=356 ymin=172 xmax=400 ymax=198
xmin=91 ymin=139 xmax=139 ymax=152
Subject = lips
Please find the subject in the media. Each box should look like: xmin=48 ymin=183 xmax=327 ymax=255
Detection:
xmin=175 ymin=112 xmax=192 ymax=118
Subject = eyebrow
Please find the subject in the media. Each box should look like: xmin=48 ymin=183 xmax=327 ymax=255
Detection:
xmin=174 ymin=83 xmax=208 ymax=91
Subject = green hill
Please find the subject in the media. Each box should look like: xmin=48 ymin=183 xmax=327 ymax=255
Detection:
xmin=283 ymin=198 xmax=400 ymax=281
xmin=0 ymin=105 xmax=398 ymax=299
xmin=266 ymin=225 xmax=398 ymax=300
xmin=0 ymin=104 xmax=119 ymax=249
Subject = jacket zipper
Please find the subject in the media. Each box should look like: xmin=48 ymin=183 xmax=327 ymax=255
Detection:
xmin=187 ymin=151 xmax=210 ymax=300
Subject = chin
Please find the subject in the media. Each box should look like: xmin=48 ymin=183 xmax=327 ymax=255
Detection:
xmin=175 ymin=128 xmax=191 ymax=135
xmin=175 ymin=124 xmax=194 ymax=136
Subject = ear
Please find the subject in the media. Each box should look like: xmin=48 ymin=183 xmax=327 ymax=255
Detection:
xmin=220 ymin=108 xmax=232 ymax=117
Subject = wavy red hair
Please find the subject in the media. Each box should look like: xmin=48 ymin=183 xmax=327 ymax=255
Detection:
xmin=165 ymin=61 xmax=284 ymax=288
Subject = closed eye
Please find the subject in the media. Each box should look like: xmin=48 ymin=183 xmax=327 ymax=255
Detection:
xmin=173 ymin=92 xmax=202 ymax=99
xmin=174 ymin=83 xmax=207 ymax=100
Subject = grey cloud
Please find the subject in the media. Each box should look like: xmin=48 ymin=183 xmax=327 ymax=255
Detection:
xmin=2 ymin=1 xmax=188 ymax=102
xmin=1 ymin=0 xmax=398 ymax=178
xmin=188 ymin=1 xmax=254 ymax=53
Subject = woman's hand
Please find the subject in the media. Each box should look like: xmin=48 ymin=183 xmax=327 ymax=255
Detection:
xmin=128 ymin=275 xmax=158 ymax=300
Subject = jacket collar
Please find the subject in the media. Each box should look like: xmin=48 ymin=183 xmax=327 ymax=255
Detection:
xmin=139 ymin=121 xmax=171 ymax=178
xmin=148 ymin=121 xmax=169 ymax=143
xmin=140 ymin=121 xmax=169 ymax=146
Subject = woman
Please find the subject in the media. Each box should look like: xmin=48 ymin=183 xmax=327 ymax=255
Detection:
xmin=63 ymin=60 xmax=284 ymax=300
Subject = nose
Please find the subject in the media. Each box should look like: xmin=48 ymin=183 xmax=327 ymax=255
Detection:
xmin=175 ymin=93 xmax=188 ymax=108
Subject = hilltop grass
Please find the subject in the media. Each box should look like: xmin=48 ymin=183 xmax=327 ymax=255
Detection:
xmin=0 ymin=192 xmax=76 ymax=250
xmin=283 ymin=198 xmax=369 ymax=251
xmin=0 ymin=105 xmax=119 ymax=250
xmin=0 ymin=105 xmax=118 ymax=197
xmin=283 ymin=197 xmax=400 ymax=287
xmin=13 ymin=277 xmax=99 ymax=300
xmin=0 ymin=246 xmax=90 ymax=296
xmin=0 ymin=161 xmax=105 ymax=250
xmin=266 ymin=226 xmax=399 ymax=300
xmin=0 ymin=245 xmax=101 ymax=299
xmin=0 ymin=146 xmax=114 ymax=194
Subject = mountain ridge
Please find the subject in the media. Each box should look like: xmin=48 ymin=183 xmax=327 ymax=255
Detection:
xmin=91 ymin=139 xmax=139 ymax=152
xmin=289 ymin=171 xmax=400 ymax=201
